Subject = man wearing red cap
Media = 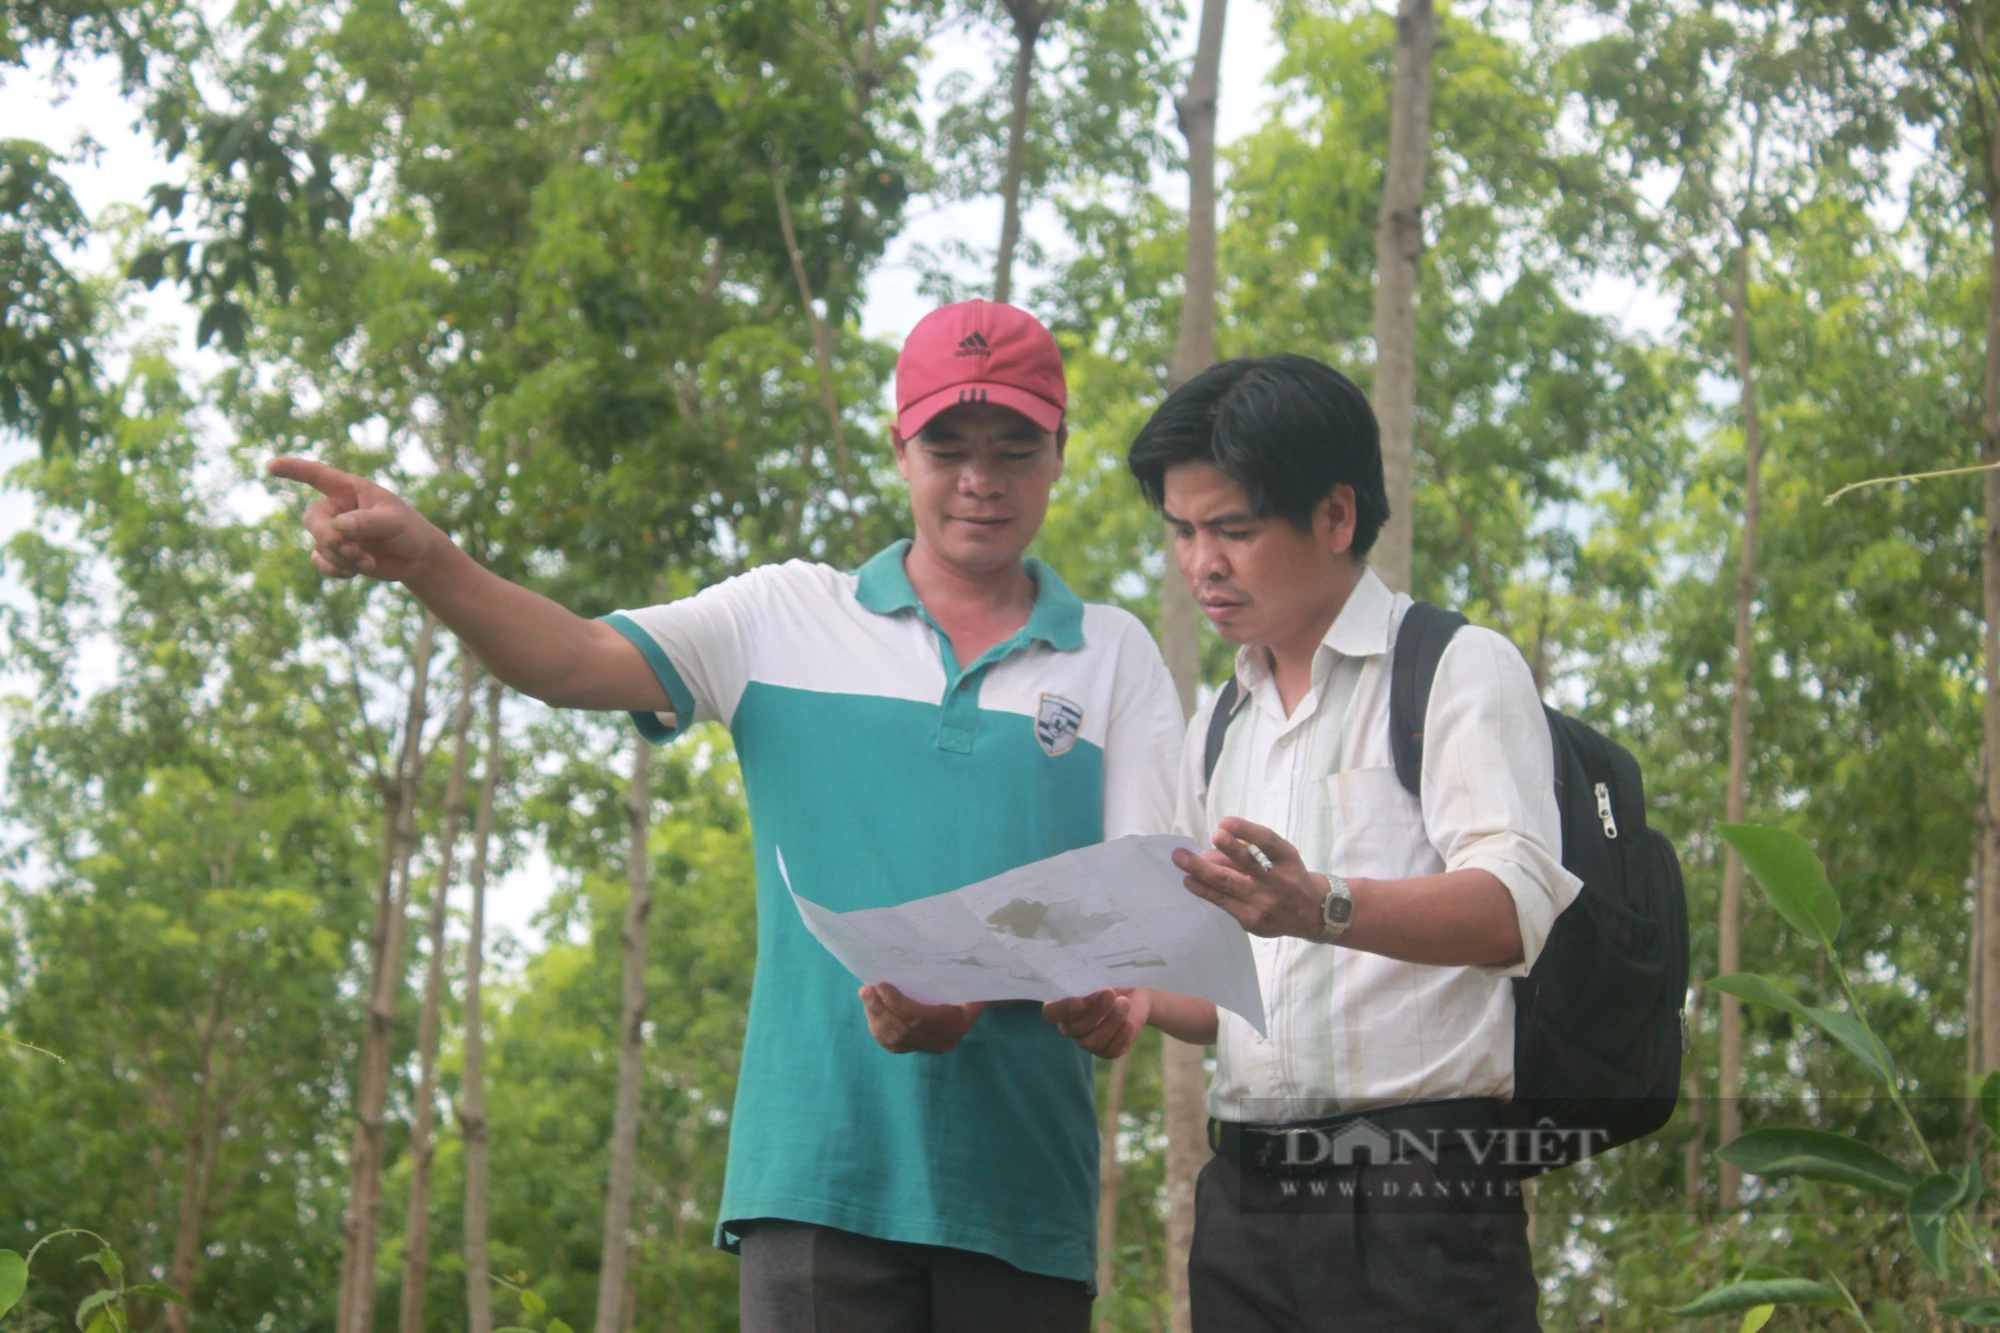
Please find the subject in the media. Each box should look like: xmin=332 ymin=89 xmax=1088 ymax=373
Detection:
xmin=268 ymin=301 xmax=1184 ymax=1330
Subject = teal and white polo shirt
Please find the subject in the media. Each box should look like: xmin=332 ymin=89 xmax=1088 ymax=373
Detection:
xmin=603 ymin=539 xmax=1184 ymax=1283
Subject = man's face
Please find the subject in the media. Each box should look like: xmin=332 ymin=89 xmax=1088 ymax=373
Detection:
xmin=894 ymin=402 xmax=1065 ymax=574
xmin=1161 ymin=461 xmax=1358 ymax=648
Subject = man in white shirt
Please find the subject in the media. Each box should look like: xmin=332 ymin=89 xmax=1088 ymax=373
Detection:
xmin=1049 ymin=353 xmax=1578 ymax=1329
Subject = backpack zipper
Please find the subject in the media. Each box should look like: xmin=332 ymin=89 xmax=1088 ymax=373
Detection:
xmin=1595 ymin=782 xmax=1619 ymax=839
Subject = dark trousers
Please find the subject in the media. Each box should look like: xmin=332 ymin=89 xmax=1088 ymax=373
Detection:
xmin=1189 ymin=1150 xmax=1541 ymax=1332
xmin=737 ymin=1220 xmax=1092 ymax=1333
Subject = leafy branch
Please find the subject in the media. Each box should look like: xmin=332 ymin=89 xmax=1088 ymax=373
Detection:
xmin=1666 ymin=824 xmax=2000 ymax=1327
xmin=0 ymin=1231 xmax=187 ymax=1332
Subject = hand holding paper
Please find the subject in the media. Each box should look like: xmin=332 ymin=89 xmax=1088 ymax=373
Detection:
xmin=781 ymin=834 xmax=1266 ymax=1036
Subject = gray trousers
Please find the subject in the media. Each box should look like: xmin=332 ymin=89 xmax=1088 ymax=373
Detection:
xmin=1189 ymin=1151 xmax=1541 ymax=1331
xmin=737 ymin=1220 xmax=1092 ymax=1333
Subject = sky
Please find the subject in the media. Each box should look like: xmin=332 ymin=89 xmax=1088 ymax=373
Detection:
xmin=0 ymin=1 xmax=1296 ymax=950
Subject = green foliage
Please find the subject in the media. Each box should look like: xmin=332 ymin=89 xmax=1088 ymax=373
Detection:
xmin=1715 ymin=1127 xmax=1915 ymax=1199
xmin=1665 ymin=1277 xmax=1847 ymax=1316
xmin=1717 ymin=824 xmax=1843 ymax=947
xmin=492 ymin=1269 xmax=576 ymax=1333
xmin=0 ymin=1252 xmax=23 ymax=1317
xmin=0 ymin=141 xmax=98 ymax=453
xmin=0 ymin=1233 xmax=186 ymax=1333
xmin=924 ymin=0 xmax=1181 ymax=290
xmin=1707 ymin=973 xmax=1898 ymax=1083
xmin=5 ymin=0 xmax=1999 ymax=1330
xmin=1671 ymin=824 xmax=1998 ymax=1325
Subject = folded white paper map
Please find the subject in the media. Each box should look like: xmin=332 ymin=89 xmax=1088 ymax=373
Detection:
xmin=780 ymin=834 xmax=1267 ymax=1036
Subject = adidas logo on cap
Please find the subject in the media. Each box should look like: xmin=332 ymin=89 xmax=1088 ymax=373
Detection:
xmin=954 ymin=331 xmax=992 ymax=357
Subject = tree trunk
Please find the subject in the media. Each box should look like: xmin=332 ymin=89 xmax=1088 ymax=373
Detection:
xmin=1160 ymin=3 xmax=1227 ymax=1326
xmin=162 ymin=985 xmax=229 ymax=1333
xmin=460 ymin=680 xmax=505 ymax=1333
xmin=339 ymin=612 xmax=440 ymax=1333
xmin=993 ymin=1 xmax=1051 ymax=305
xmin=1717 ymin=242 xmax=1766 ymax=1211
xmin=1367 ymin=0 xmax=1438 ymax=595
xmin=1158 ymin=592 xmax=1207 ymax=1333
xmin=771 ymin=160 xmax=863 ymax=557
xmin=1683 ymin=993 xmax=1705 ymax=1210
xmin=822 ymin=0 xmax=885 ymax=317
xmin=1093 ymin=1052 xmax=1131 ymax=1318
xmin=1970 ymin=839 xmax=1984 ymax=1123
xmin=1980 ymin=154 xmax=2000 ymax=1081
xmin=593 ymin=735 xmax=654 ymax=1333
xmin=397 ymin=654 xmax=480 ymax=1333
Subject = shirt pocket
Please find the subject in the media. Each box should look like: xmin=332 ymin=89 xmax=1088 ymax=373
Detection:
xmin=1324 ymin=766 xmax=1432 ymax=881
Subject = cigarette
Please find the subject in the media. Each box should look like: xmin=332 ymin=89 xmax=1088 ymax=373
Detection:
xmin=1241 ymin=840 xmax=1274 ymax=873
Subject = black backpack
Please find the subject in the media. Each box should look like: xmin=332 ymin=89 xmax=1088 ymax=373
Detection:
xmin=1202 ymin=601 xmax=1688 ymax=1174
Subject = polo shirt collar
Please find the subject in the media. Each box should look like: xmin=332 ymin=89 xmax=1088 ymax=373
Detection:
xmin=855 ymin=539 xmax=1085 ymax=652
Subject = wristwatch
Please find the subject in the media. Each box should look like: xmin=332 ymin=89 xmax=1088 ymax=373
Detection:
xmin=1313 ymin=873 xmax=1355 ymax=944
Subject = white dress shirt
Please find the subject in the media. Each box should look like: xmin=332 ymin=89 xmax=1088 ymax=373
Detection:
xmin=1178 ymin=568 xmax=1582 ymax=1123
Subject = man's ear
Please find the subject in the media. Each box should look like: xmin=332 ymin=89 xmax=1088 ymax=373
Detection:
xmin=1054 ymin=424 xmax=1069 ymax=459
xmin=891 ymin=428 xmax=910 ymax=479
xmin=1321 ymin=484 xmax=1358 ymax=558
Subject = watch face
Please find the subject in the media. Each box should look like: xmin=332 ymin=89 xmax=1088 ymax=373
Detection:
xmin=1325 ymin=893 xmax=1355 ymax=926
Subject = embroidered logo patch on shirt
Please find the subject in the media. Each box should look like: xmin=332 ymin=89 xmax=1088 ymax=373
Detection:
xmin=1036 ymin=693 xmax=1084 ymax=757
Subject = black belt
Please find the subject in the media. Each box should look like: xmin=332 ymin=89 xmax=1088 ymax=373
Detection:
xmin=1209 ymin=1098 xmax=1505 ymax=1178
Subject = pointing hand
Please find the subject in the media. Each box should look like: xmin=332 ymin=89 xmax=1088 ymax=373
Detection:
xmin=266 ymin=457 xmax=443 ymax=584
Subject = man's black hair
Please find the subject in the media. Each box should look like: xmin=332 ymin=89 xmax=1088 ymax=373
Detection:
xmin=1127 ymin=354 xmax=1390 ymax=558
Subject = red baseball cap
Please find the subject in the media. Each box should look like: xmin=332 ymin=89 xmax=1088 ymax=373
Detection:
xmin=895 ymin=301 xmax=1067 ymax=439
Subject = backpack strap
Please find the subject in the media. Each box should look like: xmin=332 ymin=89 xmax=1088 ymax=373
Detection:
xmin=1202 ymin=675 xmax=1244 ymax=789
xmin=1389 ymin=601 xmax=1468 ymax=797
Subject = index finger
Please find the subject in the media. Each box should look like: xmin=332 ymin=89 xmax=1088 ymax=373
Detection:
xmin=1180 ymin=851 xmax=1257 ymax=902
xmin=1218 ymin=817 xmax=1299 ymax=865
xmin=266 ymin=456 xmax=359 ymax=501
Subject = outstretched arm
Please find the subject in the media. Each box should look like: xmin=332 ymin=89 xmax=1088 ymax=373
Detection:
xmin=268 ymin=457 xmax=669 ymax=713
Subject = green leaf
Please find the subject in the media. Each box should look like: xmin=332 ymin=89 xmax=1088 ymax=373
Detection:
xmin=83 ymin=1313 xmax=114 ymax=1333
xmin=1718 ymin=824 xmax=1842 ymax=946
xmin=1708 ymin=974 xmax=1894 ymax=1084
xmin=548 ymin=1320 xmax=575 ymax=1333
xmin=1942 ymin=1295 xmax=2000 ymax=1326
xmin=1716 ymin=1126 xmax=1916 ymax=1199
xmin=1664 ymin=1278 xmax=1846 ymax=1316
xmin=492 ymin=1327 xmax=538 ymax=1332
xmin=78 ymin=1250 xmax=122 ymax=1284
xmin=1708 ymin=973 xmax=1814 ymax=1022
xmin=1738 ymin=1306 xmax=1775 ymax=1333
xmin=75 ymin=1288 xmax=117 ymax=1330
xmin=1980 ymin=1070 xmax=1999 ymax=1140
xmin=1909 ymin=1172 xmax=1960 ymax=1280
xmin=0 ymin=1250 xmax=26 ymax=1318
xmin=1803 ymin=1004 xmax=1897 ymax=1085
xmin=1738 ymin=1266 xmax=1793 ymax=1282
xmin=1951 ymin=1160 xmax=1983 ymax=1211
xmin=520 ymin=1287 xmax=547 ymax=1316
xmin=120 ymin=1284 xmax=187 ymax=1306
xmin=126 ymin=248 xmax=167 ymax=289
